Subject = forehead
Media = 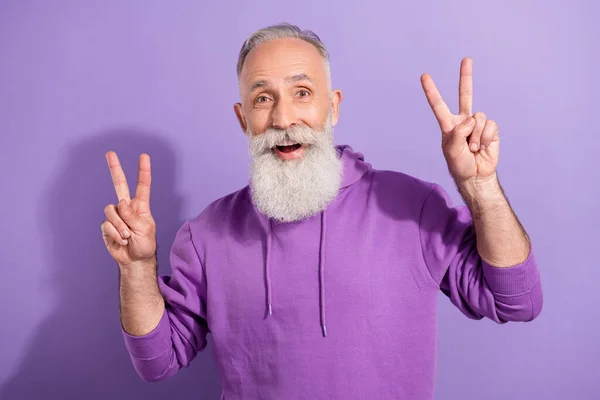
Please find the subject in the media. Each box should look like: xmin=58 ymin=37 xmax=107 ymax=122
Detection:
xmin=240 ymin=38 xmax=327 ymax=88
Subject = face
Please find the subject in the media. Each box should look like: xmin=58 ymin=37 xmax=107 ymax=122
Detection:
xmin=234 ymin=38 xmax=344 ymax=222
xmin=234 ymin=38 xmax=342 ymax=160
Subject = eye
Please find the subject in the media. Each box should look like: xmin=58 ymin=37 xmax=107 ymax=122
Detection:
xmin=296 ymin=90 xmax=311 ymax=98
xmin=255 ymin=96 xmax=270 ymax=103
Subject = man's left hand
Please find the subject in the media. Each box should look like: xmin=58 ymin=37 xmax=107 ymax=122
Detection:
xmin=420 ymin=58 xmax=499 ymax=185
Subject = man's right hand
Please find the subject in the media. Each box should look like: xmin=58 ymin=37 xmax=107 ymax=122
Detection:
xmin=102 ymin=151 xmax=157 ymax=267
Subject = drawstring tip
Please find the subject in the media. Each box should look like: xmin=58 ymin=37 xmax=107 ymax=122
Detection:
xmin=268 ymin=304 xmax=273 ymax=316
xmin=322 ymin=325 xmax=328 ymax=337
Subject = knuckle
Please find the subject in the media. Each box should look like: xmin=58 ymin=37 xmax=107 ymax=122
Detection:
xmin=474 ymin=111 xmax=486 ymax=120
xmin=117 ymin=206 xmax=130 ymax=218
xmin=101 ymin=220 xmax=114 ymax=236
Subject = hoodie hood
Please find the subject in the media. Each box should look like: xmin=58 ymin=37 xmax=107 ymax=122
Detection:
xmin=337 ymin=144 xmax=372 ymax=190
xmin=263 ymin=144 xmax=371 ymax=337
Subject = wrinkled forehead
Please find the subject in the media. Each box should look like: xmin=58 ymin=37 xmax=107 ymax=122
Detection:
xmin=239 ymin=38 xmax=329 ymax=92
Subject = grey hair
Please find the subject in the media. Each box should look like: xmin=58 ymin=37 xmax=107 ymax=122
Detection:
xmin=236 ymin=23 xmax=331 ymax=87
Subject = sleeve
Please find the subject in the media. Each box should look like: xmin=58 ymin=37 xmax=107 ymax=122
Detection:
xmin=418 ymin=183 xmax=543 ymax=323
xmin=121 ymin=220 xmax=209 ymax=382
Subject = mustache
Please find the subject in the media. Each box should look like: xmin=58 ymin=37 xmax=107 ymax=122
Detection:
xmin=249 ymin=124 xmax=321 ymax=155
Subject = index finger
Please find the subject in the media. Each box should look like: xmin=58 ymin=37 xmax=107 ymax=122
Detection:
xmin=105 ymin=151 xmax=131 ymax=202
xmin=135 ymin=153 xmax=151 ymax=203
xmin=458 ymin=57 xmax=473 ymax=116
xmin=420 ymin=73 xmax=454 ymax=132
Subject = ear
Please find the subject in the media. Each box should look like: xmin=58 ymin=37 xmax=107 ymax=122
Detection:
xmin=330 ymin=89 xmax=343 ymax=126
xmin=233 ymin=102 xmax=248 ymax=134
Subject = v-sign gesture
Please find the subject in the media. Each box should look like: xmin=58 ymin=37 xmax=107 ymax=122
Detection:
xmin=421 ymin=58 xmax=499 ymax=184
xmin=101 ymin=152 xmax=157 ymax=267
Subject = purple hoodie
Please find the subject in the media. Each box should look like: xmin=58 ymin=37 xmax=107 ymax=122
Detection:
xmin=122 ymin=145 xmax=543 ymax=399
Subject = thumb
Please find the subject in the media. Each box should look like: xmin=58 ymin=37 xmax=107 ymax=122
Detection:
xmin=452 ymin=117 xmax=475 ymax=138
xmin=444 ymin=117 xmax=474 ymax=159
xmin=117 ymin=199 xmax=139 ymax=227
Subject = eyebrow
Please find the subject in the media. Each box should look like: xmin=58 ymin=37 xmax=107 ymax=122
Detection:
xmin=286 ymin=73 xmax=313 ymax=84
xmin=249 ymin=74 xmax=314 ymax=93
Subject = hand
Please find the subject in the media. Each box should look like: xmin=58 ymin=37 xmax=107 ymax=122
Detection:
xmin=101 ymin=151 xmax=156 ymax=267
xmin=420 ymin=58 xmax=499 ymax=184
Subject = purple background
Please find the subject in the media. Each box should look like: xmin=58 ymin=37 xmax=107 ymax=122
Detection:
xmin=1 ymin=1 xmax=598 ymax=399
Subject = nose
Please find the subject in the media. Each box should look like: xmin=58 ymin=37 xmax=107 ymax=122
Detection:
xmin=271 ymin=98 xmax=297 ymax=130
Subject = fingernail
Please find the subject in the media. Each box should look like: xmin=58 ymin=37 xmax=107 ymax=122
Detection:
xmin=480 ymin=144 xmax=486 ymax=151
xmin=122 ymin=229 xmax=130 ymax=238
xmin=470 ymin=143 xmax=479 ymax=152
xmin=121 ymin=239 xmax=128 ymax=246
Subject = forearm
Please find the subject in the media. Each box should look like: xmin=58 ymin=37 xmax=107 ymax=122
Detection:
xmin=119 ymin=256 xmax=165 ymax=336
xmin=456 ymin=173 xmax=530 ymax=268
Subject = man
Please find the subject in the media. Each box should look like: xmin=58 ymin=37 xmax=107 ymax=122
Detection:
xmin=101 ymin=23 xmax=542 ymax=399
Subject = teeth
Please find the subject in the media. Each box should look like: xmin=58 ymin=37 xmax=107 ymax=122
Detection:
xmin=276 ymin=140 xmax=298 ymax=147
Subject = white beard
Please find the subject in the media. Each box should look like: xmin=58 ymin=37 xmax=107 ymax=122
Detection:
xmin=247 ymin=113 xmax=343 ymax=223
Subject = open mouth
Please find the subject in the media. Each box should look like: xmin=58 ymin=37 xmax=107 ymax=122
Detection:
xmin=272 ymin=143 xmax=306 ymax=160
xmin=275 ymin=144 xmax=302 ymax=153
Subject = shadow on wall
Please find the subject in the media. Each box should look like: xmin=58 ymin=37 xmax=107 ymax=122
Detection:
xmin=0 ymin=129 xmax=221 ymax=399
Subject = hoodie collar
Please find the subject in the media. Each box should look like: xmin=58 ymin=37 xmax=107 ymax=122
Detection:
xmin=336 ymin=144 xmax=371 ymax=189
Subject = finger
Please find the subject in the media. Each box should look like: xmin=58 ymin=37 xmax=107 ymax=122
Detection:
xmin=101 ymin=220 xmax=128 ymax=246
xmin=453 ymin=116 xmax=476 ymax=138
xmin=444 ymin=117 xmax=475 ymax=159
xmin=135 ymin=153 xmax=151 ymax=203
xmin=469 ymin=112 xmax=486 ymax=152
xmin=104 ymin=204 xmax=131 ymax=239
xmin=117 ymin=198 xmax=140 ymax=227
xmin=458 ymin=58 xmax=473 ymax=116
xmin=480 ymin=119 xmax=498 ymax=151
xmin=106 ymin=151 xmax=131 ymax=202
xmin=420 ymin=73 xmax=454 ymax=133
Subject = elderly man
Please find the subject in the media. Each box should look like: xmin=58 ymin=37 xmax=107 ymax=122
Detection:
xmin=101 ymin=23 xmax=542 ymax=399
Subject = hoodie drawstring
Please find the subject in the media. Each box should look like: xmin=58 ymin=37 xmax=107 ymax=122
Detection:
xmin=319 ymin=210 xmax=327 ymax=337
xmin=263 ymin=211 xmax=328 ymax=338
xmin=265 ymin=218 xmax=273 ymax=317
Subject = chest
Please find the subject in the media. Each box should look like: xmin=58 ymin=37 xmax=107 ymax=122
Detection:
xmin=204 ymin=208 xmax=430 ymax=336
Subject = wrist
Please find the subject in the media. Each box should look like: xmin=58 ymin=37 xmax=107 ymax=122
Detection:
xmin=456 ymin=173 xmax=507 ymax=217
xmin=457 ymin=173 xmax=504 ymax=202
xmin=119 ymin=255 xmax=157 ymax=277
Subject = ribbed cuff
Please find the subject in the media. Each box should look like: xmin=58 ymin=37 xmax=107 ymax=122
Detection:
xmin=482 ymin=247 xmax=540 ymax=296
xmin=122 ymin=308 xmax=172 ymax=360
